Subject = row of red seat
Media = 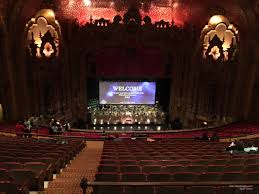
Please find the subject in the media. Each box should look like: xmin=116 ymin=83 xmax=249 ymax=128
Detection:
xmin=95 ymin=171 xmax=259 ymax=182
xmin=98 ymin=164 xmax=259 ymax=173
xmin=0 ymin=135 xmax=86 ymax=194
xmin=91 ymin=185 xmax=258 ymax=194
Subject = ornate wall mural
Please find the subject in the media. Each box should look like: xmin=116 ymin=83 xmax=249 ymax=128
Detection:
xmin=26 ymin=9 xmax=61 ymax=58
xmin=201 ymin=15 xmax=238 ymax=62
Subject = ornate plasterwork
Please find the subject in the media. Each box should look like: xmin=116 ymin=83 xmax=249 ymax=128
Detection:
xmin=26 ymin=9 xmax=61 ymax=58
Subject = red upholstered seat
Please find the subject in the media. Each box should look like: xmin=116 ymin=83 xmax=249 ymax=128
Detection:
xmin=186 ymin=186 xmax=215 ymax=194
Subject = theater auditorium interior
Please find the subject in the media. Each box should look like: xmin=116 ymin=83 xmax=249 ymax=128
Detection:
xmin=1 ymin=0 xmax=259 ymax=194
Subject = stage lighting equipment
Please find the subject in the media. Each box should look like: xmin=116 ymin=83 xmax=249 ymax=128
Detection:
xmin=157 ymin=126 xmax=161 ymax=131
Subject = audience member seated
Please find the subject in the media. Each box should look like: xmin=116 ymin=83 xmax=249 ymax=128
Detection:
xmin=195 ymin=133 xmax=209 ymax=141
xmin=15 ymin=121 xmax=25 ymax=137
xmin=113 ymin=134 xmax=122 ymax=142
xmin=210 ymin=132 xmax=220 ymax=141
xmin=24 ymin=118 xmax=32 ymax=138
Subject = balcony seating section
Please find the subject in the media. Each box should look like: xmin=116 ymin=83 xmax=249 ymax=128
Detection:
xmin=0 ymin=135 xmax=85 ymax=194
xmin=93 ymin=140 xmax=259 ymax=194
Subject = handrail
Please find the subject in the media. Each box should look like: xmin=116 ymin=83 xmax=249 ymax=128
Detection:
xmin=0 ymin=130 xmax=87 ymax=139
xmin=80 ymin=179 xmax=259 ymax=194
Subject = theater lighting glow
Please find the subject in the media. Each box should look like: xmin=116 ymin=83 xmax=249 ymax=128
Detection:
xmin=209 ymin=15 xmax=223 ymax=25
xmin=58 ymin=0 xmax=190 ymax=26
xmin=83 ymin=0 xmax=91 ymax=6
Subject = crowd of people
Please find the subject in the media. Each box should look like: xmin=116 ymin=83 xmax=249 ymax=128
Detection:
xmin=15 ymin=118 xmax=33 ymax=137
xmin=15 ymin=116 xmax=71 ymax=137
xmin=49 ymin=119 xmax=70 ymax=135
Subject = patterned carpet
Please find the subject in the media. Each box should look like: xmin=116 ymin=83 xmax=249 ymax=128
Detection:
xmin=44 ymin=141 xmax=104 ymax=194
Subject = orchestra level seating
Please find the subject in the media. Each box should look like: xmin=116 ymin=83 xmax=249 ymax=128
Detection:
xmin=93 ymin=139 xmax=259 ymax=194
xmin=0 ymin=135 xmax=86 ymax=194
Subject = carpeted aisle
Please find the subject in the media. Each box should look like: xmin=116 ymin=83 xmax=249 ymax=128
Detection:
xmin=45 ymin=141 xmax=104 ymax=194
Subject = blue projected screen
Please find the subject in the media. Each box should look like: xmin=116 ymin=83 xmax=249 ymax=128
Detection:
xmin=99 ymin=81 xmax=156 ymax=105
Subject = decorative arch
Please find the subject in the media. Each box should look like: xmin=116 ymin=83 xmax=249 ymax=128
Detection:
xmin=25 ymin=9 xmax=61 ymax=58
xmin=201 ymin=15 xmax=239 ymax=62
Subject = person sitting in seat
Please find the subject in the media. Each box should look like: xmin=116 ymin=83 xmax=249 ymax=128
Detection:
xmin=24 ymin=117 xmax=32 ymax=138
xmin=211 ymin=132 xmax=220 ymax=141
xmin=244 ymin=142 xmax=259 ymax=153
xmin=15 ymin=121 xmax=25 ymax=137
xmin=201 ymin=133 xmax=209 ymax=141
xmin=114 ymin=134 xmax=122 ymax=141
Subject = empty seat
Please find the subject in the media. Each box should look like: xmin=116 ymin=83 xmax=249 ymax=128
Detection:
xmin=199 ymin=172 xmax=222 ymax=181
xmin=121 ymin=165 xmax=141 ymax=172
xmin=186 ymin=186 xmax=215 ymax=194
xmin=0 ymin=162 xmax=23 ymax=170
xmin=0 ymin=181 xmax=29 ymax=194
xmin=186 ymin=165 xmax=207 ymax=173
xmin=207 ymin=165 xmax=225 ymax=172
xmin=125 ymin=186 xmax=154 ymax=194
xmin=164 ymin=165 xmax=186 ymax=173
xmin=244 ymin=165 xmax=259 ymax=172
xmin=156 ymin=186 xmax=185 ymax=194
xmin=0 ymin=156 xmax=17 ymax=162
xmin=24 ymin=162 xmax=52 ymax=180
xmin=192 ymin=160 xmax=209 ymax=165
xmin=142 ymin=165 xmax=161 ymax=173
xmin=175 ymin=160 xmax=192 ymax=165
xmin=147 ymin=173 xmax=171 ymax=182
xmin=221 ymin=172 xmax=244 ymax=181
xmin=98 ymin=165 xmax=118 ymax=172
xmin=121 ymin=173 xmax=146 ymax=182
xmin=120 ymin=160 xmax=137 ymax=165
xmin=17 ymin=157 xmax=33 ymax=163
xmin=100 ymin=159 xmax=118 ymax=165
xmin=173 ymin=172 xmax=199 ymax=181
xmin=244 ymin=172 xmax=259 ymax=181
xmin=95 ymin=172 xmax=119 ymax=181
xmin=139 ymin=160 xmax=157 ymax=165
xmin=159 ymin=160 xmax=174 ymax=165
xmin=92 ymin=186 xmax=123 ymax=194
xmin=211 ymin=160 xmax=227 ymax=165
xmin=245 ymin=158 xmax=259 ymax=165
xmin=216 ymin=186 xmax=235 ymax=194
xmin=9 ymin=169 xmax=43 ymax=191
xmin=224 ymin=165 xmax=244 ymax=172
xmin=227 ymin=159 xmax=244 ymax=165
xmin=0 ymin=168 xmax=12 ymax=181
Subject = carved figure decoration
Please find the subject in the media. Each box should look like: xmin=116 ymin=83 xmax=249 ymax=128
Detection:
xmin=202 ymin=15 xmax=238 ymax=62
xmin=26 ymin=9 xmax=61 ymax=58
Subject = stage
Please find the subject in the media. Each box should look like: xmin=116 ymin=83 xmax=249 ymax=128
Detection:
xmin=87 ymin=124 xmax=169 ymax=132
